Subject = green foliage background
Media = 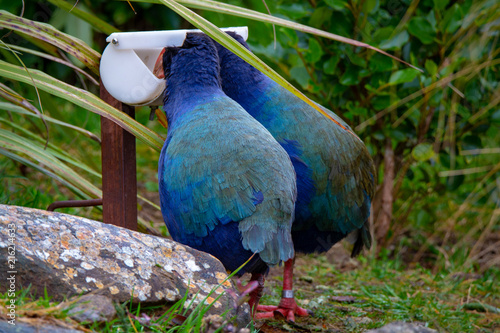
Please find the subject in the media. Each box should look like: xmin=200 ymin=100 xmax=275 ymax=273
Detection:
xmin=0 ymin=1 xmax=499 ymax=331
xmin=0 ymin=0 xmax=499 ymax=273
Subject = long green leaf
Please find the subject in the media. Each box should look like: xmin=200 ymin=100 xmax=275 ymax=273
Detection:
xmin=0 ymin=129 xmax=102 ymax=198
xmin=0 ymin=40 xmax=50 ymax=148
xmin=2 ymin=43 xmax=99 ymax=85
xmin=129 ymin=0 xmax=421 ymax=72
xmin=0 ymin=147 xmax=91 ymax=201
xmin=0 ymin=10 xmax=100 ymax=75
xmin=157 ymin=0 xmax=357 ymax=136
xmin=0 ymin=82 xmax=48 ymax=127
xmin=0 ymin=116 xmax=102 ymax=179
xmin=0 ymin=101 xmax=101 ymax=142
xmin=0 ymin=60 xmax=165 ymax=151
xmin=0 ymin=110 xmax=160 ymax=212
xmin=46 ymin=0 xmax=120 ymax=35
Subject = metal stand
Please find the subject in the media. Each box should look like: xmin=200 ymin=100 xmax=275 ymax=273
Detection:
xmin=47 ymin=199 xmax=103 ymax=212
xmin=100 ymin=80 xmax=138 ymax=231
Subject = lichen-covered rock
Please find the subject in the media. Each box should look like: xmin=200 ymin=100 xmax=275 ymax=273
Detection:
xmin=0 ymin=205 xmax=250 ymax=326
xmin=366 ymin=322 xmax=437 ymax=333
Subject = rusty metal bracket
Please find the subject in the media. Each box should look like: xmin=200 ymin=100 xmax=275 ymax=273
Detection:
xmin=100 ymin=79 xmax=138 ymax=231
xmin=47 ymin=199 xmax=103 ymax=212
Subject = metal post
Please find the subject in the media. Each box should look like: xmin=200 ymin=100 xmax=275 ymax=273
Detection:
xmin=100 ymin=80 xmax=138 ymax=231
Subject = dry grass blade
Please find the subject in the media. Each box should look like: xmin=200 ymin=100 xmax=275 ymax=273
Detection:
xmin=126 ymin=0 xmax=138 ymax=14
xmin=438 ymin=165 xmax=497 ymax=177
xmin=414 ymin=162 xmax=500 ymax=263
xmin=3 ymin=43 xmax=99 ymax=85
xmin=356 ymin=58 xmax=500 ymax=132
xmin=469 ymin=86 xmax=500 ymax=123
xmin=0 ymin=83 xmax=41 ymax=116
xmin=0 ymin=147 xmax=90 ymax=199
xmin=0 ymin=10 xmax=100 ymax=75
xmin=461 ymin=148 xmax=500 ymax=155
xmin=0 ymin=102 xmax=101 ymax=143
xmin=467 ymin=209 xmax=500 ymax=263
xmin=260 ymin=0 xmax=276 ymax=49
xmin=391 ymin=0 xmax=420 ymax=38
xmin=0 ymin=40 xmax=49 ymax=148
xmin=0 ymin=129 xmax=102 ymax=198
xmin=391 ymin=91 xmax=437 ymax=128
xmin=45 ymin=0 xmax=119 ymax=35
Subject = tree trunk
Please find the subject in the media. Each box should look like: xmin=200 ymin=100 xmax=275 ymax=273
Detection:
xmin=375 ymin=138 xmax=395 ymax=245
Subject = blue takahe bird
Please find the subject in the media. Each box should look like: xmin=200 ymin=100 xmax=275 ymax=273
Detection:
xmin=214 ymin=32 xmax=376 ymax=321
xmin=155 ymin=33 xmax=298 ymax=313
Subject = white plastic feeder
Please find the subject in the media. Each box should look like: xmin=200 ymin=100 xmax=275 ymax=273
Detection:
xmin=100 ymin=27 xmax=249 ymax=106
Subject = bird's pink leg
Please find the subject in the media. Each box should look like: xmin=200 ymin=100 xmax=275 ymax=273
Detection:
xmin=246 ymin=273 xmax=265 ymax=316
xmin=227 ymin=273 xmax=265 ymax=316
xmin=254 ymin=258 xmax=312 ymax=321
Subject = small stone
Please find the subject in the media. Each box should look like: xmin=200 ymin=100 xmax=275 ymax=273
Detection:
xmin=202 ymin=314 xmax=248 ymax=333
xmin=66 ymin=294 xmax=116 ymax=323
xmin=330 ymin=295 xmax=358 ymax=303
xmin=315 ymin=285 xmax=332 ymax=290
xmin=366 ymin=322 xmax=437 ymax=333
xmin=203 ymin=314 xmax=225 ymax=333
xmin=308 ymin=295 xmax=329 ymax=309
xmin=354 ymin=316 xmax=373 ymax=324
xmin=299 ymin=275 xmax=314 ymax=283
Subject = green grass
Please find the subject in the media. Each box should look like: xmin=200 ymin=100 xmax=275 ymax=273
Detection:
xmin=258 ymin=253 xmax=500 ymax=332
xmin=0 ymin=154 xmax=103 ymax=221
xmin=0 ymin=279 xmax=256 ymax=332
xmin=1 ymin=107 xmax=498 ymax=331
xmin=1 ymin=2 xmax=498 ymax=330
xmin=1 ymin=247 xmax=498 ymax=332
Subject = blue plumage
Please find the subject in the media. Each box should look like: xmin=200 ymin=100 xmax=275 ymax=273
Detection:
xmin=215 ymin=32 xmax=375 ymax=257
xmin=157 ymin=33 xmax=297 ymax=275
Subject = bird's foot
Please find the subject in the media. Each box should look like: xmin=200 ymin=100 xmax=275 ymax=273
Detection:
xmin=235 ymin=278 xmax=261 ymax=306
xmin=254 ymin=292 xmax=312 ymax=322
xmin=226 ymin=279 xmax=259 ymax=307
xmin=226 ymin=274 xmax=264 ymax=311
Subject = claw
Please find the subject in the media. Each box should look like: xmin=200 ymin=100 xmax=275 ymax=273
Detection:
xmin=254 ymin=297 xmax=312 ymax=322
xmin=252 ymin=258 xmax=312 ymax=322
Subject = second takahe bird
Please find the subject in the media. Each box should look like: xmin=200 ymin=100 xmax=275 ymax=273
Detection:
xmin=214 ymin=32 xmax=376 ymax=321
xmin=155 ymin=33 xmax=298 ymax=314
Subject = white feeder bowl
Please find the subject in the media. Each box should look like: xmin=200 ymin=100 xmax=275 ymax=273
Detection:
xmin=100 ymin=27 xmax=249 ymax=106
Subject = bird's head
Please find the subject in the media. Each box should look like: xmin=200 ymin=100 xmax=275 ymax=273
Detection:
xmin=153 ymin=32 xmax=220 ymax=81
xmin=223 ymin=31 xmax=247 ymax=45
xmin=212 ymin=31 xmax=250 ymax=59
xmin=153 ymin=32 xmax=222 ymax=110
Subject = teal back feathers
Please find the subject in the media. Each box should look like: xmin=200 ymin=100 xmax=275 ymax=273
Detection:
xmin=215 ymin=32 xmax=375 ymax=255
xmin=158 ymin=33 xmax=297 ymax=273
